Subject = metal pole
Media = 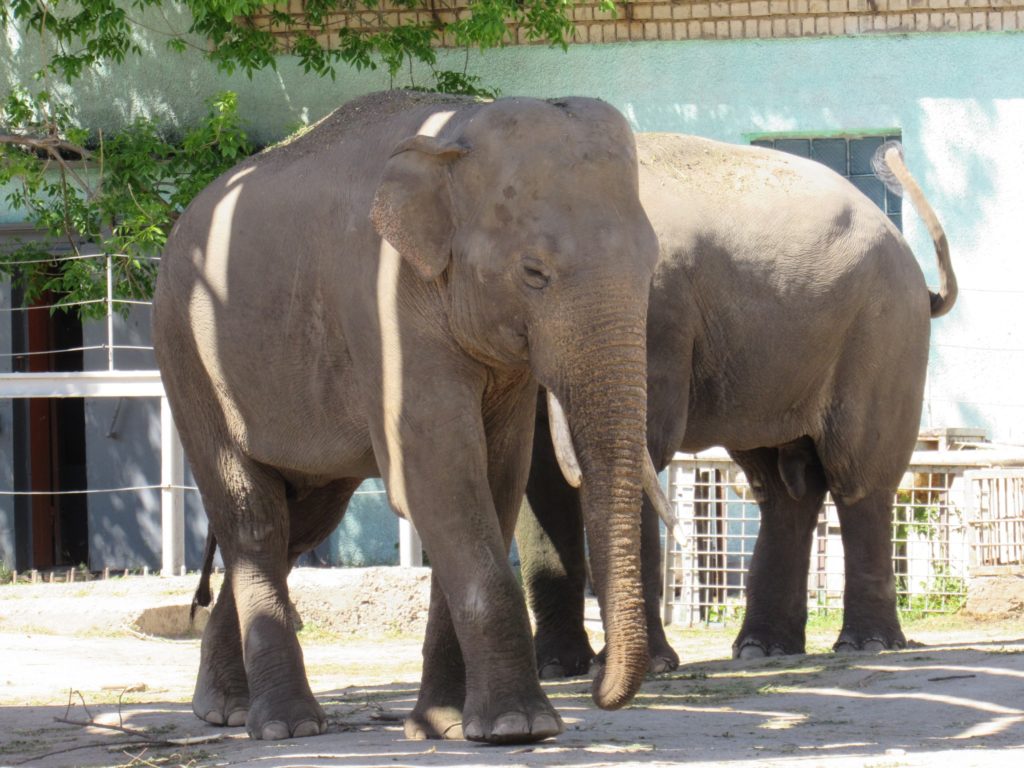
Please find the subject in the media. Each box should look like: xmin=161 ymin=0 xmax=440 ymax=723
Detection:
xmin=399 ymin=517 xmax=423 ymax=568
xmin=160 ymin=396 xmax=185 ymax=575
xmin=106 ymin=253 xmax=114 ymax=371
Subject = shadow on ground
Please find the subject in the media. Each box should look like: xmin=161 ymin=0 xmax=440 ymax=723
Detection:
xmin=3 ymin=639 xmax=1023 ymax=768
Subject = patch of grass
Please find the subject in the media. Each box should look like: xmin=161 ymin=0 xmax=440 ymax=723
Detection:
xmin=297 ymin=621 xmax=343 ymax=643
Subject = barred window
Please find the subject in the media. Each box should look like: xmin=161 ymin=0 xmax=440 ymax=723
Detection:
xmin=751 ymin=134 xmax=903 ymax=231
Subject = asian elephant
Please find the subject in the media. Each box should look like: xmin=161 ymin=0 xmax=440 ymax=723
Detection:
xmin=516 ymin=133 xmax=956 ymax=677
xmin=152 ymin=91 xmax=661 ymax=744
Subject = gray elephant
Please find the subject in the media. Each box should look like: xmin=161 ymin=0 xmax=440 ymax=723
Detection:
xmin=152 ymin=91 xmax=661 ymax=744
xmin=516 ymin=133 xmax=956 ymax=677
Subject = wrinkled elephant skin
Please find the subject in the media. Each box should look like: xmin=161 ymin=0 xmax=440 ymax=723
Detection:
xmin=517 ymin=133 xmax=956 ymax=674
xmin=153 ymin=91 xmax=659 ymax=744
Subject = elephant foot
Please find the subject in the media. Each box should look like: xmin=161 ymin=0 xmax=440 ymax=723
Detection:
xmin=731 ymin=634 xmax=802 ymax=661
xmin=192 ymin=662 xmax=250 ymax=727
xmin=833 ymin=627 xmax=906 ymax=654
xmin=247 ymin=691 xmax=327 ymax=740
xmin=647 ymin=631 xmax=680 ymax=674
xmin=535 ymin=629 xmax=594 ymax=680
xmin=462 ymin=695 xmax=563 ymax=744
xmin=404 ymin=704 xmax=464 ymax=740
xmin=649 ymin=652 xmax=680 ymax=675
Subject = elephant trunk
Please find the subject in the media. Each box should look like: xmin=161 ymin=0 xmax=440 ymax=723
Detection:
xmin=550 ymin=309 xmax=649 ymax=710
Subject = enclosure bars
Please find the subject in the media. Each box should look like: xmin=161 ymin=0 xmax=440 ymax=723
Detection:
xmin=662 ymin=446 xmax=1024 ymax=626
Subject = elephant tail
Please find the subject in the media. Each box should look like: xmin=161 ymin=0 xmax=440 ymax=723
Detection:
xmin=190 ymin=528 xmax=218 ymax=623
xmin=872 ymin=140 xmax=957 ymax=319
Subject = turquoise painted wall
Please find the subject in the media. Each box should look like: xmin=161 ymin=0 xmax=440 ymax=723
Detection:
xmin=5 ymin=25 xmax=1021 ymax=441
xmin=5 ymin=22 xmax=1024 ymax=564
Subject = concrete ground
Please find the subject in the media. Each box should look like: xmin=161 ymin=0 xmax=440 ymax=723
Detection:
xmin=1 ymin=568 xmax=1023 ymax=768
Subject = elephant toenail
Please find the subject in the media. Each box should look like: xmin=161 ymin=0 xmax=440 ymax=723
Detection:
xmin=737 ymin=644 xmax=767 ymax=660
xmin=491 ymin=712 xmax=530 ymax=738
xmin=834 ymin=642 xmax=857 ymax=654
xmin=649 ymin=656 xmax=676 ymax=674
xmin=403 ymin=720 xmax=428 ymax=740
xmin=292 ymin=719 xmax=322 ymax=737
xmin=226 ymin=709 xmax=248 ymax=727
xmin=463 ymin=716 xmax=484 ymax=741
xmin=203 ymin=710 xmax=225 ymax=725
xmin=531 ymin=713 xmax=563 ymax=738
xmin=768 ymin=646 xmax=787 ymax=657
xmin=441 ymin=722 xmax=464 ymax=740
xmin=259 ymin=720 xmax=291 ymax=740
xmin=861 ymin=639 xmax=886 ymax=653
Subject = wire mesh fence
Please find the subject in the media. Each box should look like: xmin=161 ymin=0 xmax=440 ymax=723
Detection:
xmin=663 ymin=451 xmax=1024 ymax=627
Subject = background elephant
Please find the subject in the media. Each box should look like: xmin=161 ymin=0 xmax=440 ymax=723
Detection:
xmin=153 ymin=91 xmax=660 ymax=744
xmin=517 ymin=133 xmax=956 ymax=677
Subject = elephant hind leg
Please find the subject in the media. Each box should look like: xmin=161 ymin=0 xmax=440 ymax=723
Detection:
xmin=731 ymin=440 xmax=828 ymax=659
xmin=194 ymin=576 xmax=250 ymax=727
xmin=194 ymin=478 xmax=359 ymax=730
xmin=186 ymin=443 xmax=326 ymax=739
xmin=832 ymin=489 xmax=907 ymax=652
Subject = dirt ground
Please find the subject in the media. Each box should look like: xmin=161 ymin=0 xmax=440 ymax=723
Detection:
xmin=1 ymin=568 xmax=1023 ymax=768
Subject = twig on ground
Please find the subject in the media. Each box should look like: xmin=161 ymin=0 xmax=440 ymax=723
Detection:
xmin=11 ymin=689 xmax=223 ymax=766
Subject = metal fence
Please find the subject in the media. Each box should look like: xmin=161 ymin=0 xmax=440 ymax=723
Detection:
xmin=967 ymin=469 xmax=1024 ymax=568
xmin=663 ymin=448 xmax=1024 ymax=626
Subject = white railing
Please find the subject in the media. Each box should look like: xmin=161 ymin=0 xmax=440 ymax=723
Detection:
xmin=0 ymin=250 xmax=422 ymax=574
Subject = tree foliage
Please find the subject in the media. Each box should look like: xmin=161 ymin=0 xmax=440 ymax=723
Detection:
xmin=0 ymin=1 xmax=605 ymax=315
xmin=1 ymin=89 xmax=251 ymax=316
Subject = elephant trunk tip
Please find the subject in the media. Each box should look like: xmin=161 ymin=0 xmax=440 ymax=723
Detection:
xmin=591 ymin=651 xmax=648 ymax=710
xmin=591 ymin=610 xmax=648 ymax=710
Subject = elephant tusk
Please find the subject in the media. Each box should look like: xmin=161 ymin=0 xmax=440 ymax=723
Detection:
xmin=547 ymin=390 xmax=583 ymax=489
xmin=643 ymin=451 xmax=686 ymax=544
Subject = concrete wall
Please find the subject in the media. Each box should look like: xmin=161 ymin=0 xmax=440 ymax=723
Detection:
xmin=7 ymin=29 xmax=1018 ymax=440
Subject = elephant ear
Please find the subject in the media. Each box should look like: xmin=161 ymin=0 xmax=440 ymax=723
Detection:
xmin=371 ymin=135 xmax=468 ymax=281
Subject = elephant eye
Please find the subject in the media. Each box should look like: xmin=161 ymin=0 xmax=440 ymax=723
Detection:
xmin=520 ymin=258 xmax=551 ymax=290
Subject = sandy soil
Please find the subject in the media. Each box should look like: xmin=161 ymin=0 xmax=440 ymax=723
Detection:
xmin=1 ymin=568 xmax=1023 ymax=768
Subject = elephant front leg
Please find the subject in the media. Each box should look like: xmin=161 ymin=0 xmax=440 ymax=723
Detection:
xmin=730 ymin=447 xmax=827 ymax=659
xmin=519 ymin=427 xmax=594 ymax=679
xmin=385 ymin=384 xmax=562 ymax=744
xmin=406 ymin=482 xmax=562 ymax=743
xmin=194 ymin=457 xmax=325 ymax=740
xmin=833 ymin=490 xmax=906 ymax=652
xmin=640 ymin=498 xmax=679 ymax=673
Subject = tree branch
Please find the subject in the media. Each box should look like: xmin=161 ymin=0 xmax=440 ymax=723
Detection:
xmin=0 ymin=133 xmax=97 ymax=198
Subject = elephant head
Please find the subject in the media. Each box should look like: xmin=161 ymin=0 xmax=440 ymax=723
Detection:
xmin=371 ymin=97 xmax=658 ymax=710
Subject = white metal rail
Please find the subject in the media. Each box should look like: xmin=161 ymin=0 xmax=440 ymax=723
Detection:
xmin=0 ymin=370 xmax=186 ymax=575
